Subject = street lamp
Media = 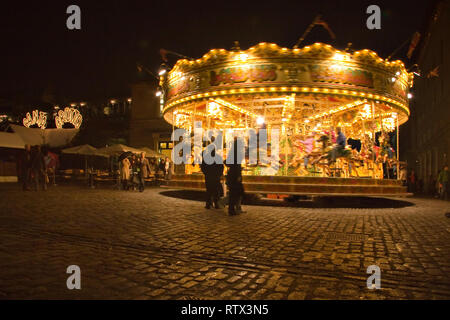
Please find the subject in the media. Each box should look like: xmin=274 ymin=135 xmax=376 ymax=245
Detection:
xmin=408 ymin=64 xmax=421 ymax=77
xmin=158 ymin=64 xmax=168 ymax=76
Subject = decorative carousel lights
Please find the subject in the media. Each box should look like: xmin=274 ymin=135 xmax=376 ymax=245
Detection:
xmin=160 ymin=42 xmax=413 ymax=179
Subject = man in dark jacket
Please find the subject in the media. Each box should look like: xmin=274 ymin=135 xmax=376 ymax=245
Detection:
xmin=201 ymin=147 xmax=224 ymax=209
xmin=226 ymin=138 xmax=245 ymax=215
xmin=437 ymin=165 xmax=449 ymax=200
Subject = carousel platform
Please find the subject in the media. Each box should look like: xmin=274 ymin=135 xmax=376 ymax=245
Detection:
xmin=167 ymin=174 xmax=411 ymax=197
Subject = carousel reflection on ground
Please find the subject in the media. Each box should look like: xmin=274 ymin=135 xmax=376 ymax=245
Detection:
xmin=159 ymin=189 xmax=414 ymax=209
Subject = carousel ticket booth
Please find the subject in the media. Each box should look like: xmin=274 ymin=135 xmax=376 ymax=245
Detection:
xmin=160 ymin=42 xmax=413 ymax=196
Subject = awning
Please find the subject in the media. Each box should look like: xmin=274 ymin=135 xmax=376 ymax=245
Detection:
xmin=140 ymin=147 xmax=166 ymax=158
xmin=62 ymin=144 xmax=109 ymax=157
xmin=96 ymin=144 xmax=144 ymax=156
xmin=10 ymin=124 xmax=79 ymax=148
xmin=0 ymin=131 xmax=26 ymax=149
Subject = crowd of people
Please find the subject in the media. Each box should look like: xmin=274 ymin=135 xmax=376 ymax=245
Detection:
xmin=17 ymin=144 xmax=58 ymax=191
xmin=14 ymin=141 xmax=448 ymax=205
xmin=120 ymin=153 xmax=172 ymax=192
xmin=405 ymin=165 xmax=449 ymax=200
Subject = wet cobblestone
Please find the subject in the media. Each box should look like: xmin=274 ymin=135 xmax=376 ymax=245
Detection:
xmin=0 ymin=184 xmax=449 ymax=299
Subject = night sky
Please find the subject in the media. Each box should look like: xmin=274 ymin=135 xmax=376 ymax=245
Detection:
xmin=0 ymin=0 xmax=435 ymax=105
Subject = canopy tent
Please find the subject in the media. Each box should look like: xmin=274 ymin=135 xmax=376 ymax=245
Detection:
xmin=62 ymin=144 xmax=109 ymax=176
xmin=96 ymin=144 xmax=145 ymax=156
xmin=140 ymin=147 xmax=165 ymax=159
xmin=62 ymin=144 xmax=109 ymax=157
xmin=0 ymin=131 xmax=26 ymax=149
xmin=10 ymin=124 xmax=79 ymax=148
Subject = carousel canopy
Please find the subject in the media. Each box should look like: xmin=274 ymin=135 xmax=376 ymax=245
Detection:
xmin=160 ymin=42 xmax=413 ymax=139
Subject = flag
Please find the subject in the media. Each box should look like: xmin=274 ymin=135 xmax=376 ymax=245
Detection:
xmin=407 ymin=32 xmax=421 ymax=59
xmin=427 ymin=66 xmax=440 ymax=78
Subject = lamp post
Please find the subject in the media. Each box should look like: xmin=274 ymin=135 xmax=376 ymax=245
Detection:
xmin=396 ymin=114 xmax=399 ymax=180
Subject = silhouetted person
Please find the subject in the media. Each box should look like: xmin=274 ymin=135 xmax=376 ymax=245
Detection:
xmin=226 ymin=138 xmax=245 ymax=215
xmin=437 ymin=165 xmax=449 ymax=200
xmin=201 ymin=147 xmax=224 ymax=209
xmin=408 ymin=169 xmax=416 ymax=193
xmin=31 ymin=145 xmax=47 ymax=191
xmin=20 ymin=144 xmax=32 ymax=191
xmin=139 ymin=152 xmax=151 ymax=191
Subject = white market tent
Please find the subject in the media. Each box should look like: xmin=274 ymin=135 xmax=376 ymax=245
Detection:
xmin=9 ymin=124 xmax=79 ymax=148
xmin=0 ymin=131 xmax=26 ymax=149
xmin=62 ymin=144 xmax=110 ymax=175
xmin=97 ymin=144 xmax=145 ymax=156
xmin=140 ymin=147 xmax=165 ymax=159
xmin=62 ymin=144 xmax=108 ymax=157
xmin=97 ymin=144 xmax=165 ymax=158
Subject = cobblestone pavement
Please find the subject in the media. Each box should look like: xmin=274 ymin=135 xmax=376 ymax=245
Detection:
xmin=0 ymin=183 xmax=449 ymax=300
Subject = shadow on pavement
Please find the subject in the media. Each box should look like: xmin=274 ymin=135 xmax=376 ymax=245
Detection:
xmin=159 ymin=190 xmax=415 ymax=209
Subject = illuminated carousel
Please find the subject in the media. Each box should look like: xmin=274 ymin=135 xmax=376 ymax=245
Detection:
xmin=160 ymin=42 xmax=413 ymax=196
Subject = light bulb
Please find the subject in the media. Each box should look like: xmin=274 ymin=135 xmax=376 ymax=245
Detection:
xmin=256 ymin=117 xmax=265 ymax=125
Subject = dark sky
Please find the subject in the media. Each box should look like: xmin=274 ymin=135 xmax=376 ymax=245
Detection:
xmin=0 ymin=0 xmax=435 ymax=104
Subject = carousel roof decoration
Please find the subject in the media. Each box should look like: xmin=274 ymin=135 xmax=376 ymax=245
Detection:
xmin=160 ymin=42 xmax=414 ymax=138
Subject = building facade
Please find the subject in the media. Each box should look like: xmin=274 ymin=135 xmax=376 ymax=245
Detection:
xmin=403 ymin=0 xmax=450 ymax=189
xmin=129 ymin=81 xmax=173 ymax=158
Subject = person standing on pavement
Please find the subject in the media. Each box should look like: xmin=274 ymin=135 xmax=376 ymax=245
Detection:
xmin=20 ymin=144 xmax=32 ymax=191
xmin=399 ymin=164 xmax=407 ymax=186
xmin=226 ymin=137 xmax=245 ymax=215
xmin=408 ymin=169 xmax=416 ymax=193
xmin=31 ymin=145 xmax=47 ymax=191
xmin=158 ymin=158 xmax=165 ymax=177
xmin=201 ymin=145 xmax=224 ymax=209
xmin=164 ymin=157 xmax=172 ymax=181
xmin=121 ymin=156 xmax=131 ymax=190
xmin=139 ymin=152 xmax=151 ymax=191
xmin=130 ymin=154 xmax=140 ymax=190
xmin=149 ymin=158 xmax=157 ymax=176
xmin=437 ymin=165 xmax=449 ymax=200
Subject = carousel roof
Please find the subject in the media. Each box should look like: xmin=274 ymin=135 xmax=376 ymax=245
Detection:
xmin=161 ymin=42 xmax=414 ymax=132
xmin=170 ymin=42 xmax=413 ymax=82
